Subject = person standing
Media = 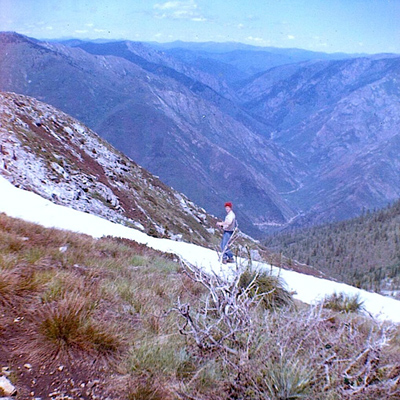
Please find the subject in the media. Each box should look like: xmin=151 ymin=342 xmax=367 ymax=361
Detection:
xmin=216 ymin=202 xmax=236 ymax=264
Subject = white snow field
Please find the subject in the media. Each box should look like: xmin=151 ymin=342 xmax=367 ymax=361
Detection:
xmin=1 ymin=175 xmax=399 ymax=323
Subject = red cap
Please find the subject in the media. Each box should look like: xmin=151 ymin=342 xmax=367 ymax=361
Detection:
xmin=224 ymin=202 xmax=233 ymax=208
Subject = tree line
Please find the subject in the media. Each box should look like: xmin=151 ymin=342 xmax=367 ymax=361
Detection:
xmin=264 ymin=200 xmax=400 ymax=297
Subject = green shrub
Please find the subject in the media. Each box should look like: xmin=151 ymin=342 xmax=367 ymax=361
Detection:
xmin=322 ymin=292 xmax=364 ymax=313
xmin=262 ymin=359 xmax=313 ymax=400
xmin=238 ymin=267 xmax=294 ymax=310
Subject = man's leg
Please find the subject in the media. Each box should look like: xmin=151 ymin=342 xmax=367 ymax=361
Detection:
xmin=221 ymin=231 xmax=233 ymax=260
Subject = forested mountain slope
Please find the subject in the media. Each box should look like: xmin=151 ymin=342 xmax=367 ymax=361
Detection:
xmin=264 ymin=200 xmax=400 ymax=297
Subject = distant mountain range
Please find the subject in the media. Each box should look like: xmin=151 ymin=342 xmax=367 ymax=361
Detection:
xmin=1 ymin=32 xmax=400 ymax=236
xmin=239 ymin=55 xmax=400 ymax=227
xmin=150 ymin=41 xmax=365 ymax=84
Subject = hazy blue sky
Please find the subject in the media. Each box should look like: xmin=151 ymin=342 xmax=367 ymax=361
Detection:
xmin=1 ymin=0 xmax=399 ymax=54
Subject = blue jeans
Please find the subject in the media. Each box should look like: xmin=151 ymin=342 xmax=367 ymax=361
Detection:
xmin=221 ymin=231 xmax=234 ymax=260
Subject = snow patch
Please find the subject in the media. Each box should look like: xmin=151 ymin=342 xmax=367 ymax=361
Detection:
xmin=0 ymin=175 xmax=399 ymax=324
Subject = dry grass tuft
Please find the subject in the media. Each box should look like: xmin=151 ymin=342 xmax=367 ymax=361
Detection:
xmin=0 ymin=268 xmax=19 ymax=306
xmin=30 ymin=292 xmax=122 ymax=361
xmin=0 ymin=263 xmax=41 ymax=307
xmin=126 ymin=375 xmax=175 ymax=400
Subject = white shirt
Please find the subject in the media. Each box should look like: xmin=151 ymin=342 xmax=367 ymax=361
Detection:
xmin=223 ymin=210 xmax=236 ymax=231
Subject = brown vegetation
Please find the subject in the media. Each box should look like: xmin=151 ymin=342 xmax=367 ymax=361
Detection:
xmin=0 ymin=213 xmax=400 ymax=399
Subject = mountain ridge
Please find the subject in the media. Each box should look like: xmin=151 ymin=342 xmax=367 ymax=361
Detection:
xmin=2 ymin=32 xmax=400 ymax=235
xmin=240 ymin=54 xmax=400 ymax=226
xmin=0 ymin=32 xmax=303 ymax=235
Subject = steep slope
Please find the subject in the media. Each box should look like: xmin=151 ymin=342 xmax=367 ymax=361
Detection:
xmin=73 ymin=40 xmax=270 ymax=137
xmin=0 ymin=91 xmax=220 ymax=246
xmin=158 ymin=47 xmax=247 ymax=86
xmin=240 ymin=55 xmax=400 ymax=226
xmin=75 ymin=40 xmax=237 ymax=101
xmin=1 ymin=203 xmax=400 ymax=399
xmin=0 ymin=32 xmax=302 ymax=235
xmin=264 ymin=199 xmax=400 ymax=298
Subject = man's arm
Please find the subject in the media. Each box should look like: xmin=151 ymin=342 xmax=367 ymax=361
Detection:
xmin=217 ymin=220 xmax=229 ymax=229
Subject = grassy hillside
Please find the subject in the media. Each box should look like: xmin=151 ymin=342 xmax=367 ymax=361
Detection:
xmin=264 ymin=200 xmax=400 ymax=297
xmin=1 ymin=213 xmax=400 ymax=399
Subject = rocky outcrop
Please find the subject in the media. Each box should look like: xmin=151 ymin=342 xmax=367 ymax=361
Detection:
xmin=0 ymin=91 xmax=220 ymax=245
xmin=0 ymin=375 xmax=17 ymax=396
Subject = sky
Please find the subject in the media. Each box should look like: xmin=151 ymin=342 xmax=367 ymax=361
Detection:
xmin=0 ymin=0 xmax=399 ymax=54
xmin=1 ymin=174 xmax=400 ymax=323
